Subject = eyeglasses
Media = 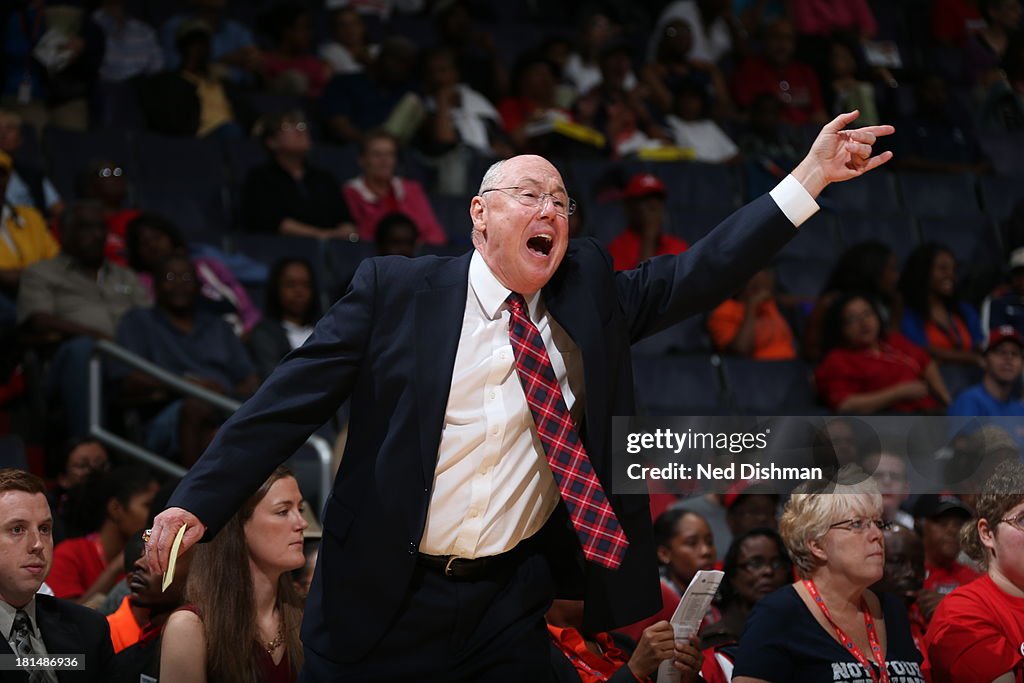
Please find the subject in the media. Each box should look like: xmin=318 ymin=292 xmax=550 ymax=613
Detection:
xmin=481 ymin=187 xmax=576 ymax=217
xmin=281 ymin=121 xmax=308 ymax=132
xmin=98 ymin=167 xmax=123 ymax=178
xmin=828 ymin=518 xmax=890 ymax=533
xmin=737 ymin=557 xmax=790 ymax=573
xmin=1000 ymin=512 xmax=1024 ymax=532
xmin=164 ymin=272 xmax=195 ymax=282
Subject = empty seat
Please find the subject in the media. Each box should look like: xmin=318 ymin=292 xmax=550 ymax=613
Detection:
xmin=917 ymin=216 xmax=1002 ymax=272
xmin=897 ymin=172 xmax=982 ymax=217
xmin=225 ymin=138 xmax=269 ymax=184
xmin=720 ymin=357 xmax=820 ymax=415
xmin=321 ymin=239 xmax=376 ymax=300
xmin=585 ymin=200 xmax=627 ymax=245
xmin=631 ymin=353 xmax=727 ymax=415
xmin=978 ymin=175 xmax=1024 ymax=221
xmin=940 ymin=364 xmax=984 ymax=399
xmin=777 ymin=211 xmax=842 ymax=260
xmin=430 ymin=194 xmax=475 ymax=245
xmin=310 ymin=144 xmax=359 ymax=183
xmin=623 ymin=161 xmax=742 ymax=209
xmin=976 ymin=131 xmax=1024 ymax=177
xmin=231 ymin=234 xmax=324 ymax=274
xmin=774 ymin=257 xmax=834 ymax=298
xmin=665 ymin=203 xmax=735 ymax=246
xmin=632 ymin=315 xmax=712 ymax=356
xmin=135 ymin=181 xmax=231 ymax=246
xmin=136 ymin=132 xmax=228 ymax=186
xmin=837 ymin=213 xmax=918 ymax=261
xmin=818 ymin=171 xmax=900 ymax=213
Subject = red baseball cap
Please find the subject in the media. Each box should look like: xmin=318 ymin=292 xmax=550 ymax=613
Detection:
xmin=623 ymin=173 xmax=666 ymax=200
xmin=985 ymin=325 xmax=1024 ymax=353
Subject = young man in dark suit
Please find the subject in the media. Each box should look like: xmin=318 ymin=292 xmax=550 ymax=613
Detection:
xmin=148 ymin=111 xmax=895 ymax=681
xmin=0 ymin=468 xmax=114 ymax=682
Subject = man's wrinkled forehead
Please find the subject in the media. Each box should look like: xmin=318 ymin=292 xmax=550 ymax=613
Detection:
xmin=503 ymin=156 xmax=566 ymax=190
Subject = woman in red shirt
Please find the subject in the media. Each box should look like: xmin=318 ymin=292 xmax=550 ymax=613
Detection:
xmin=815 ymin=292 xmax=951 ymax=413
xmin=48 ymin=466 xmax=159 ymax=606
xmin=924 ymin=460 xmax=1024 ymax=683
xmin=342 ymin=130 xmax=447 ymax=245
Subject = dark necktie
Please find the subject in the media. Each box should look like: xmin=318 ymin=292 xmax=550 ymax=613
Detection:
xmin=506 ymin=292 xmax=629 ymax=569
xmin=12 ymin=610 xmax=45 ymax=683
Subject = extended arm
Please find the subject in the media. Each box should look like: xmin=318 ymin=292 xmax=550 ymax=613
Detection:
xmin=147 ymin=259 xmax=378 ymax=573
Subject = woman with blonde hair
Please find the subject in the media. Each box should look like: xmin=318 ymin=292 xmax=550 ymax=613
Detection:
xmin=159 ymin=466 xmax=308 ymax=682
xmin=924 ymin=460 xmax=1024 ymax=683
xmin=732 ymin=464 xmax=925 ymax=682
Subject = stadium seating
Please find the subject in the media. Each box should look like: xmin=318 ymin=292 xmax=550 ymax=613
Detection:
xmin=632 ymin=353 xmax=727 ymax=415
xmin=719 ymin=357 xmax=822 ymax=415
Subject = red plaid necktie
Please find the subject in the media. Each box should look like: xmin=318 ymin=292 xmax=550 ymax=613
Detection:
xmin=506 ymin=292 xmax=629 ymax=569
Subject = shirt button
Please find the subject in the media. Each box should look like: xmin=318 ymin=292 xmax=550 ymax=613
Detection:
xmin=489 ymin=391 xmax=497 ymax=401
xmin=407 ymin=542 xmax=416 ymax=555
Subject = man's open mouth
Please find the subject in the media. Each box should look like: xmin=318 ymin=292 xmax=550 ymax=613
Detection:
xmin=527 ymin=235 xmax=553 ymax=256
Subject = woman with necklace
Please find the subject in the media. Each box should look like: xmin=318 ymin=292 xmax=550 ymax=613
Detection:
xmin=159 ymin=467 xmax=308 ymax=682
xmin=732 ymin=464 xmax=925 ymax=682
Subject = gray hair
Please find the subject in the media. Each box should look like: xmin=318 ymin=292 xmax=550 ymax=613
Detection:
xmin=478 ymin=159 xmax=508 ymax=195
xmin=779 ymin=464 xmax=883 ymax=578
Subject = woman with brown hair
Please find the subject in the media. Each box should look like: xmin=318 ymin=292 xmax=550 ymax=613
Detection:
xmin=158 ymin=466 xmax=308 ymax=682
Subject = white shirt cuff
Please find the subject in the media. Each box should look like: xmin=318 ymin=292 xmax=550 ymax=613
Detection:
xmin=769 ymin=174 xmax=819 ymax=228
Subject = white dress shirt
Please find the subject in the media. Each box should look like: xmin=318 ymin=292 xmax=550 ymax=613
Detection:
xmin=421 ymin=177 xmax=818 ymax=558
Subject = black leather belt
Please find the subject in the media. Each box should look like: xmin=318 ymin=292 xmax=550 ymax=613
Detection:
xmin=417 ymin=539 xmax=536 ymax=580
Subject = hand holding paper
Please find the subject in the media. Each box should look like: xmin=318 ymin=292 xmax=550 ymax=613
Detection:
xmin=162 ymin=523 xmax=188 ymax=592
xmin=656 ymin=569 xmax=724 ymax=683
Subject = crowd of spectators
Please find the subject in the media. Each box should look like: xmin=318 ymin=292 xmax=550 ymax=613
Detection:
xmin=0 ymin=0 xmax=1023 ymax=680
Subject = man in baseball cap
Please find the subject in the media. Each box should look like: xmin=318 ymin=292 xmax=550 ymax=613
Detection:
xmin=948 ymin=325 xmax=1024 ymax=420
xmin=913 ymin=493 xmax=979 ymax=620
xmin=607 ymin=172 xmax=689 ymax=270
xmin=982 ymin=247 xmax=1024 ymax=337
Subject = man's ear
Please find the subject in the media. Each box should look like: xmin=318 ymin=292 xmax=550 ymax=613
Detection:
xmin=470 ymin=196 xmax=486 ymax=245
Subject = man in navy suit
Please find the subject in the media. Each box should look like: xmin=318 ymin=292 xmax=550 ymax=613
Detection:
xmin=0 ymin=468 xmax=113 ymax=682
xmin=148 ymin=111 xmax=894 ymax=681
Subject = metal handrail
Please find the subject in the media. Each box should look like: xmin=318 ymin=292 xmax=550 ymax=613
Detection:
xmin=88 ymin=339 xmax=333 ymax=507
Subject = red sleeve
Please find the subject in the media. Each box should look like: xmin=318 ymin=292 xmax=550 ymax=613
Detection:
xmin=47 ymin=538 xmax=89 ymax=599
xmin=731 ymin=59 xmax=763 ymax=109
xmin=853 ymin=0 xmax=877 ymax=37
xmin=498 ymin=98 xmax=526 ymax=133
xmin=342 ymin=184 xmax=373 ymax=238
xmin=925 ymin=591 xmax=1023 ymax=683
xmin=615 ymin=582 xmax=677 ymax=643
xmin=707 ymin=300 xmax=744 ymax=350
xmin=815 ymin=350 xmax=861 ymax=411
xmin=889 ymin=333 xmax=932 ymax=373
xmin=403 ymin=181 xmax=448 ymax=245
xmin=607 ymin=232 xmax=637 ymax=272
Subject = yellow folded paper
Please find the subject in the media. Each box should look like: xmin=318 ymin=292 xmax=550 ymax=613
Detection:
xmin=162 ymin=523 xmax=187 ymax=592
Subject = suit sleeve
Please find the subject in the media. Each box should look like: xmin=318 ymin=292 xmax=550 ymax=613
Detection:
xmin=167 ymin=259 xmax=378 ymax=537
xmin=614 ymin=194 xmax=797 ymax=342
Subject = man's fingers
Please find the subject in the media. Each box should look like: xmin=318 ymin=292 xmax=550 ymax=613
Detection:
xmin=844 ymin=141 xmax=873 ymax=159
xmin=851 ymin=124 xmax=896 ymax=139
xmin=823 ymin=110 xmax=860 ymax=133
xmin=861 ymin=151 xmax=894 ymax=173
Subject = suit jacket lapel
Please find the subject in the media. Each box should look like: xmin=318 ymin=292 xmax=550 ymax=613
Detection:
xmin=35 ymin=597 xmax=76 ymax=683
xmin=415 ymin=252 xmax=472 ymax=485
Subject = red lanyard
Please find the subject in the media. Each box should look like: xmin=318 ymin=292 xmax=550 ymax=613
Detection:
xmin=803 ymin=579 xmax=889 ymax=683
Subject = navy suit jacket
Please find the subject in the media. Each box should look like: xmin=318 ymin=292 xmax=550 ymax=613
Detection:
xmin=167 ymin=193 xmax=797 ymax=662
xmin=0 ymin=595 xmax=115 ymax=682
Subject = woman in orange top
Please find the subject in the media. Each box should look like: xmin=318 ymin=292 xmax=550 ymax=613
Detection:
xmin=708 ymin=269 xmax=797 ymax=360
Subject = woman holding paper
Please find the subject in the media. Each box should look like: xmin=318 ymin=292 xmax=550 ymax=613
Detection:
xmin=158 ymin=466 xmax=308 ymax=682
xmin=732 ymin=464 xmax=925 ymax=683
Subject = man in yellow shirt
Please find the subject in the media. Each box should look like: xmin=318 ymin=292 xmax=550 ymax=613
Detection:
xmin=0 ymin=150 xmax=59 ymax=291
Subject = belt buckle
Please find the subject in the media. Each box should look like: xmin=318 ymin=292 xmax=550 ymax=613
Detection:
xmin=444 ymin=556 xmax=459 ymax=577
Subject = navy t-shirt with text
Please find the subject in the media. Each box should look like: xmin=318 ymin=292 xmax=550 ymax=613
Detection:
xmin=732 ymin=585 xmax=925 ymax=683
